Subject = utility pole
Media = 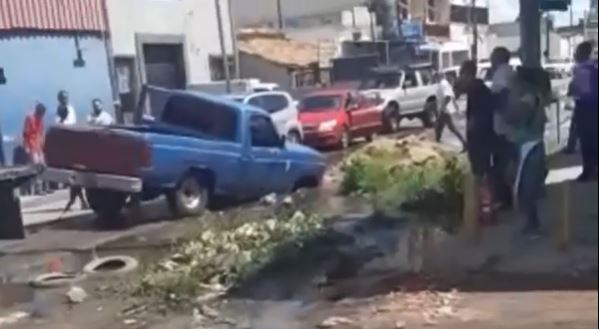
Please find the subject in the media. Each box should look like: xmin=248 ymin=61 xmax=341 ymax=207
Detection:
xmin=276 ymin=0 xmax=284 ymax=30
xmin=470 ymin=0 xmax=479 ymax=61
xmin=519 ymin=0 xmax=542 ymax=67
xmin=227 ymin=0 xmax=240 ymax=79
xmin=215 ymin=0 xmax=231 ymax=93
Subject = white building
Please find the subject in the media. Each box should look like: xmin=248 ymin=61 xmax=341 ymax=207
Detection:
xmin=105 ymin=0 xmax=233 ymax=112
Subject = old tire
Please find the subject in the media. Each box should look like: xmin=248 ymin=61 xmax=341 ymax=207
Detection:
xmin=167 ymin=175 xmax=208 ymax=218
xmin=421 ymin=99 xmax=437 ymax=128
xmin=383 ymin=104 xmax=400 ymax=133
xmin=86 ymin=189 xmax=127 ymax=226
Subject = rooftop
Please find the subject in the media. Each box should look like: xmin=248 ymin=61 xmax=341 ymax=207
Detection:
xmin=238 ymin=29 xmax=334 ymax=69
xmin=0 ymin=0 xmax=106 ymax=32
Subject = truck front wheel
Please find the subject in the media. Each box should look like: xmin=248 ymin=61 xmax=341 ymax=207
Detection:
xmin=86 ymin=189 xmax=128 ymax=227
xmin=167 ymin=175 xmax=208 ymax=218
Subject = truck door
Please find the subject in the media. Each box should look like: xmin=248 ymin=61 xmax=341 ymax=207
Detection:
xmin=401 ymin=71 xmax=420 ymax=112
xmin=245 ymin=114 xmax=289 ymax=196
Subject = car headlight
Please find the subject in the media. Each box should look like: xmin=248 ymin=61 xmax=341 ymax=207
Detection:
xmin=318 ymin=120 xmax=338 ymax=132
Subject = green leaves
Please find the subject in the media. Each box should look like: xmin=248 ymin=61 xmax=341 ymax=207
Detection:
xmin=135 ymin=211 xmax=323 ymax=305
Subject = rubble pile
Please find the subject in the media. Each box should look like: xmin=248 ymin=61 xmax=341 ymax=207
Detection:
xmin=136 ymin=211 xmax=324 ymax=305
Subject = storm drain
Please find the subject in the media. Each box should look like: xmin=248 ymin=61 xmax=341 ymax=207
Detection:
xmin=83 ymin=256 xmax=139 ymax=276
xmin=30 ymin=272 xmax=82 ymax=289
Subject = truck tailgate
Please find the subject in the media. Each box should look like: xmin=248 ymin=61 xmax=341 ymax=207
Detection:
xmin=44 ymin=125 xmax=149 ymax=177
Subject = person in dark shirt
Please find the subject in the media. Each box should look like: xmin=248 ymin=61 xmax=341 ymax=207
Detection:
xmin=456 ymin=60 xmax=495 ymax=178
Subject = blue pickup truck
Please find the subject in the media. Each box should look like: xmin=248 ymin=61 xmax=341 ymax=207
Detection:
xmin=43 ymin=87 xmax=326 ymax=223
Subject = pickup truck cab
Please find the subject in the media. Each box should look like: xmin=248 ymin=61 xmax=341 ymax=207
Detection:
xmin=360 ymin=65 xmax=438 ymax=130
xmin=227 ymin=91 xmax=303 ymax=143
xmin=42 ymin=87 xmax=325 ymax=223
xmin=299 ymin=89 xmax=383 ymax=149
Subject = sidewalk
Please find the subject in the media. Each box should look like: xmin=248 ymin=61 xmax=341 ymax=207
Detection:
xmin=18 ymin=190 xmax=90 ymax=227
xmin=429 ymin=152 xmax=598 ymax=278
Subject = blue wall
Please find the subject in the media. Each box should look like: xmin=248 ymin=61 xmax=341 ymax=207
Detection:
xmin=0 ymin=33 xmax=113 ymax=164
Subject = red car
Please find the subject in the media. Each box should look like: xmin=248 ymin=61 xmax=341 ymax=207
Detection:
xmin=299 ymin=89 xmax=384 ymax=149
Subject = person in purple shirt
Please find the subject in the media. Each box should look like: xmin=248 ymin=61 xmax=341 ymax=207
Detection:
xmin=570 ymin=42 xmax=598 ymax=182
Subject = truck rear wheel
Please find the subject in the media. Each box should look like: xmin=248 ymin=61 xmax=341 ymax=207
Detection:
xmin=86 ymin=189 xmax=127 ymax=227
xmin=167 ymin=175 xmax=208 ymax=218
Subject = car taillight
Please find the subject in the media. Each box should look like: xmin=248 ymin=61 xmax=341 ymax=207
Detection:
xmin=141 ymin=143 xmax=152 ymax=168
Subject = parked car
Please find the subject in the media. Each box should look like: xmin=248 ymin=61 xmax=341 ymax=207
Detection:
xmin=227 ymin=91 xmax=304 ymax=143
xmin=42 ymin=87 xmax=325 ymax=224
xmin=189 ymin=78 xmax=280 ymax=95
xmin=359 ymin=65 xmax=439 ymax=130
xmin=299 ymin=89 xmax=384 ymax=149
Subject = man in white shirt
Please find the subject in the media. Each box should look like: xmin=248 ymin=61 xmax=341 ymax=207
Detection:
xmin=434 ymin=72 xmax=466 ymax=151
xmin=489 ymin=47 xmax=517 ymax=210
xmin=55 ymin=90 xmax=89 ymax=211
xmin=88 ymin=99 xmax=114 ymax=126
xmin=56 ymin=90 xmax=77 ymax=125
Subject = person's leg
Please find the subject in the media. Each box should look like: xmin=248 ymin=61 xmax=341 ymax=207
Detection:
xmin=517 ymin=142 xmax=545 ymax=234
xmin=435 ymin=112 xmax=448 ymax=142
xmin=65 ymin=187 xmax=77 ymax=211
xmin=443 ymin=113 xmax=467 ymax=150
xmin=492 ymin=135 xmax=515 ymax=209
xmin=576 ymin=108 xmax=596 ymax=181
xmin=76 ymin=187 xmax=89 ymax=209
xmin=564 ymin=110 xmax=578 ymax=153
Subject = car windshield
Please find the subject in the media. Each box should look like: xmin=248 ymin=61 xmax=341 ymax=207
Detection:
xmin=360 ymin=74 xmax=401 ymax=90
xmin=300 ymin=95 xmax=342 ymax=112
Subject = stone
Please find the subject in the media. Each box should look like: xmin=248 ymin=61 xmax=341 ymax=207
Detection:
xmin=66 ymin=286 xmax=87 ymax=304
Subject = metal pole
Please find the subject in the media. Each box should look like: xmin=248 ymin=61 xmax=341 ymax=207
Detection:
xmin=276 ymin=0 xmax=284 ymax=30
xmin=471 ymin=0 xmax=479 ymax=61
xmin=215 ymin=0 xmax=231 ymax=93
xmin=545 ymin=14 xmax=551 ymax=62
xmin=520 ymin=0 xmax=542 ymax=67
xmin=227 ymin=0 xmax=240 ymax=79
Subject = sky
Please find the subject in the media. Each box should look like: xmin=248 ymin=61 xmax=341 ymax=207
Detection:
xmin=488 ymin=0 xmax=592 ymax=26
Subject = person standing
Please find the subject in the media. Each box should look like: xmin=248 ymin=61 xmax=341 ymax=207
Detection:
xmin=56 ymin=90 xmax=77 ymax=125
xmin=87 ymin=99 xmax=114 ymax=126
xmin=504 ymin=66 xmax=551 ymax=237
xmin=434 ymin=72 xmax=467 ymax=151
xmin=489 ymin=47 xmax=517 ymax=209
xmin=457 ymin=61 xmax=495 ymax=179
xmin=56 ymin=90 xmax=89 ymax=211
xmin=22 ymin=103 xmax=48 ymax=194
xmin=570 ymin=42 xmax=598 ymax=181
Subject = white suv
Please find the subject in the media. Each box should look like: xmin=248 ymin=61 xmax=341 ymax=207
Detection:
xmin=228 ymin=91 xmax=304 ymax=143
xmin=361 ymin=66 xmax=439 ymax=130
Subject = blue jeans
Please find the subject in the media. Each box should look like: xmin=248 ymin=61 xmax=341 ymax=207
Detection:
xmin=515 ymin=141 xmax=546 ymax=231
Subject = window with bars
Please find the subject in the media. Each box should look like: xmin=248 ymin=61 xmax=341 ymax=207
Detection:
xmin=398 ymin=0 xmax=410 ymax=20
xmin=427 ymin=0 xmax=437 ymax=23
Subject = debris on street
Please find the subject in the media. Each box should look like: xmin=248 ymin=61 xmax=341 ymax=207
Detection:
xmin=135 ymin=211 xmax=324 ymax=306
xmin=318 ymin=316 xmax=355 ymax=328
xmin=66 ymin=286 xmax=88 ymax=304
xmin=0 ymin=311 xmax=29 ymax=326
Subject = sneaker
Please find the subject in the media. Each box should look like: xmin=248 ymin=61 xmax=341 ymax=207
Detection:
xmin=521 ymin=226 xmax=542 ymax=240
